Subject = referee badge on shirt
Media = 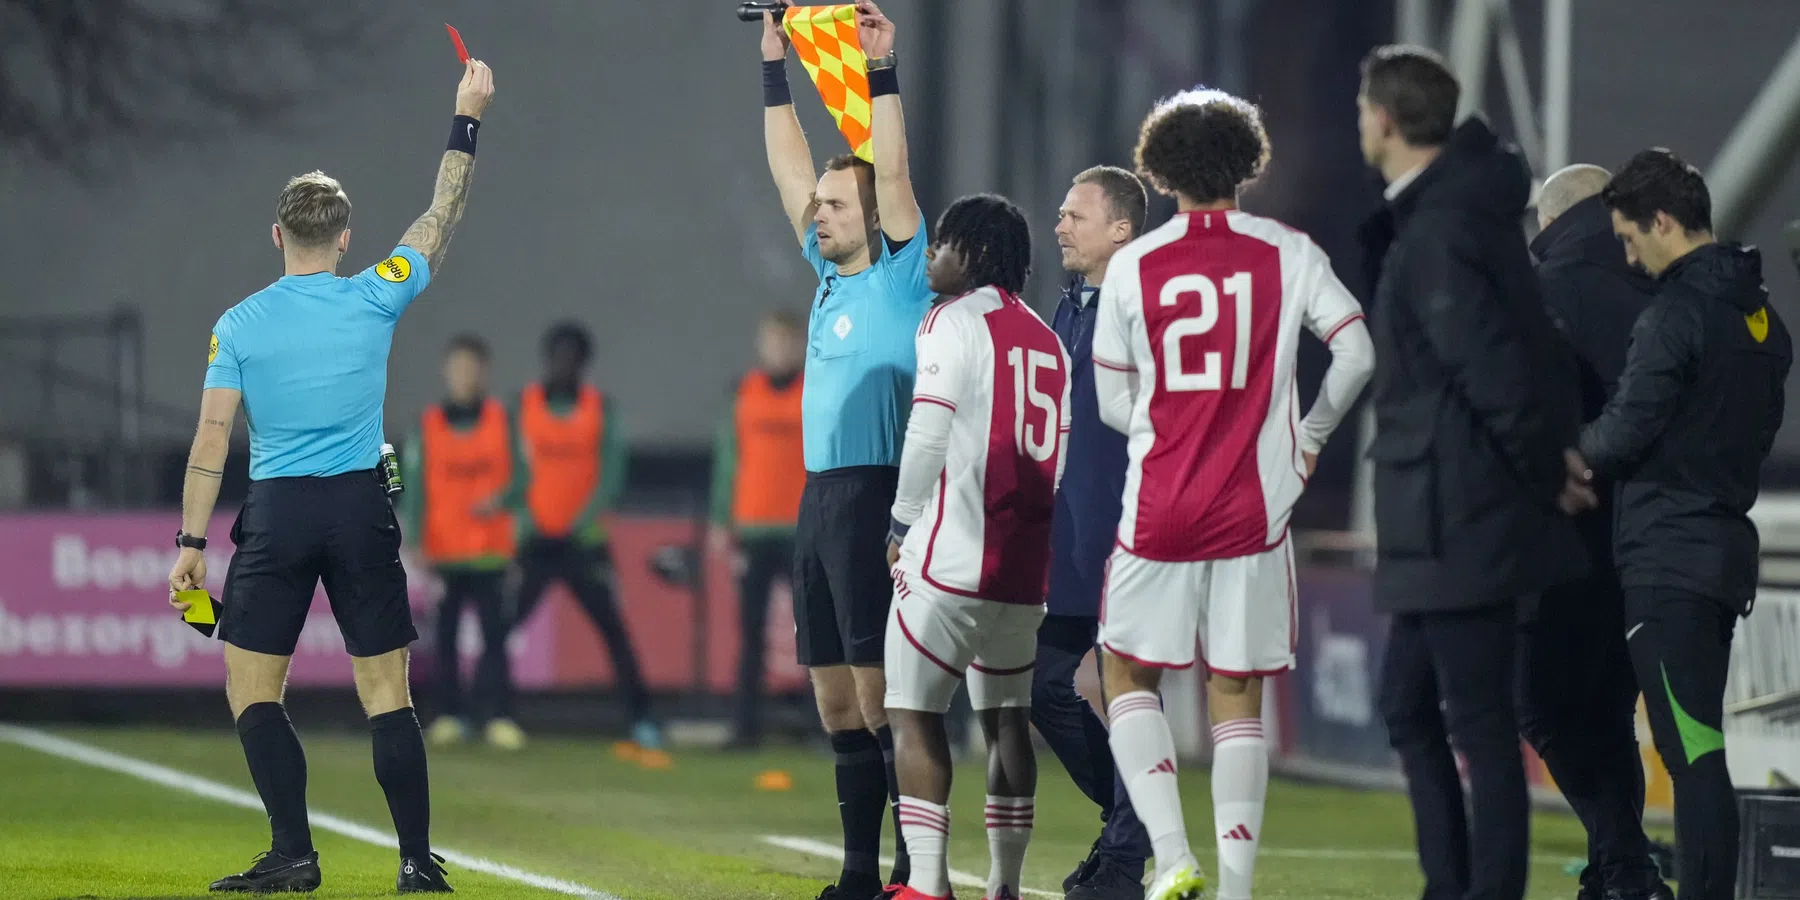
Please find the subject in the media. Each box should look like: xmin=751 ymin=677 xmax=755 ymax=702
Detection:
xmin=208 ymin=333 xmax=219 ymax=363
xmin=378 ymin=255 xmax=412 ymax=283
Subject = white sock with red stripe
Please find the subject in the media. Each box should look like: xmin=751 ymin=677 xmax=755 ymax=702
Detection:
xmin=984 ymin=795 xmax=1032 ymax=898
xmin=1106 ymin=691 xmax=1195 ymax=876
xmin=1211 ymin=717 xmax=1269 ymax=900
xmin=897 ymin=796 xmax=950 ymax=898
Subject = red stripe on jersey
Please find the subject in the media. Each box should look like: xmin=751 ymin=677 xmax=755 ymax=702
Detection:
xmin=920 ymin=301 xmax=949 ymax=335
xmin=1092 ymin=355 xmax=1132 ymax=372
xmin=1127 ymin=216 xmax=1282 ymax=560
xmin=1323 ymin=312 xmax=1366 ymax=344
xmin=914 ymin=394 xmax=957 ymax=411
xmin=920 ymin=469 xmax=950 ymax=586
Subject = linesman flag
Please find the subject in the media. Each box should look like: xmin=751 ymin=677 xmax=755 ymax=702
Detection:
xmin=782 ymin=5 xmax=874 ymax=162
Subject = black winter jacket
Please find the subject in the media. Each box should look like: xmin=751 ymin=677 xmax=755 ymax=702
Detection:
xmin=1360 ymin=118 xmax=1588 ymax=613
xmin=1530 ymin=194 xmax=1656 ymax=577
xmin=1578 ymin=242 xmax=1792 ymax=611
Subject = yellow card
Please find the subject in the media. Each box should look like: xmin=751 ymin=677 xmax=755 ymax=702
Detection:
xmin=178 ymin=589 xmax=215 ymax=625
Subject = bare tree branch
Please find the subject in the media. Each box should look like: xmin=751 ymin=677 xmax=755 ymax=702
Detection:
xmin=0 ymin=0 xmax=384 ymax=177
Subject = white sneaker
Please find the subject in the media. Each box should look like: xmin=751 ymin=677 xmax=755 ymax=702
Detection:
xmin=485 ymin=718 xmax=527 ymax=751
xmin=1145 ymin=858 xmax=1207 ymax=900
xmin=426 ymin=716 xmax=468 ymax=747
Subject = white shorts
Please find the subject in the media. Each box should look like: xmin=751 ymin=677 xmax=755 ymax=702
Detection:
xmin=884 ymin=570 xmax=1046 ymax=713
xmin=1097 ymin=536 xmax=1297 ymax=676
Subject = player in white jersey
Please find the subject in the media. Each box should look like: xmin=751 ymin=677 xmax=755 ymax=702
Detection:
xmin=1092 ymin=91 xmax=1376 ymax=900
xmin=884 ymin=195 xmax=1071 ymax=900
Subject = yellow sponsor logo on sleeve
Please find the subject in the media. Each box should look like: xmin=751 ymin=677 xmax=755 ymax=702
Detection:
xmin=1748 ymin=306 xmax=1770 ymax=343
xmin=208 ymin=333 xmax=219 ymax=363
xmin=378 ymin=255 xmax=412 ymax=283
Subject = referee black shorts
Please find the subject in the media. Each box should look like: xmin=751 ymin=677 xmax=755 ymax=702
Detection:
xmin=792 ymin=465 xmax=898 ymax=668
xmin=219 ymin=469 xmax=417 ymax=658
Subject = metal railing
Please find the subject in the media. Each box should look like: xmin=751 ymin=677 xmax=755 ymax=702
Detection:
xmin=0 ymin=310 xmax=198 ymax=507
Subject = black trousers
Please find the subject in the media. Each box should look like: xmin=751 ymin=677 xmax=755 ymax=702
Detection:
xmin=510 ymin=537 xmax=651 ymax=722
xmin=1030 ymin=614 xmax=1151 ymax=874
xmin=1381 ymin=602 xmax=1529 ymax=900
xmin=1624 ymin=587 xmax=1739 ymax=900
xmin=435 ymin=569 xmax=513 ymax=723
xmin=733 ymin=533 xmax=795 ymax=740
xmin=1516 ymin=574 xmax=1659 ymax=895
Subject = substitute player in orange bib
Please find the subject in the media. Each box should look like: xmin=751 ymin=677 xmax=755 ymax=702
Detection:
xmin=1091 ymin=90 xmax=1374 ymax=900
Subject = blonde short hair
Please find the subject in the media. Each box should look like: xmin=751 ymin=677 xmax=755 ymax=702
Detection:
xmin=276 ymin=171 xmax=351 ymax=248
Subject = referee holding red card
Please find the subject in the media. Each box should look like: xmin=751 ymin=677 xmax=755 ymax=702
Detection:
xmin=167 ymin=48 xmax=493 ymax=894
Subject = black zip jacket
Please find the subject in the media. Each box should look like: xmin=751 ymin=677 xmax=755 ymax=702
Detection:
xmin=1530 ymin=195 xmax=1655 ymax=575
xmin=1577 ymin=242 xmax=1792 ymax=611
xmin=1360 ymin=117 xmax=1587 ymax=614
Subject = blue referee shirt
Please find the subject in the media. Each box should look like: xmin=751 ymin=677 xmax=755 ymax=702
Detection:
xmin=799 ymin=214 xmax=934 ymax=472
xmin=204 ymin=245 xmax=431 ymax=480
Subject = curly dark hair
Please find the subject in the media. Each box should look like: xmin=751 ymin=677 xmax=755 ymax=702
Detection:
xmin=1134 ymin=89 xmax=1270 ymax=205
xmin=934 ymin=193 xmax=1032 ymax=295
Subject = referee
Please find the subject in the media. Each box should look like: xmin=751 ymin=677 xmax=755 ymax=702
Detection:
xmin=760 ymin=2 xmax=933 ymax=897
xmin=166 ymin=60 xmax=494 ymax=894
xmin=1576 ymin=149 xmax=1793 ymax=900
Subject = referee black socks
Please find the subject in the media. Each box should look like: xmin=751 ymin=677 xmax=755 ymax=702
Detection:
xmin=235 ymin=702 xmax=314 ymax=859
xmin=830 ymin=729 xmax=887 ymax=893
xmin=874 ymin=724 xmax=911 ymax=883
xmin=370 ymin=707 xmax=432 ymax=861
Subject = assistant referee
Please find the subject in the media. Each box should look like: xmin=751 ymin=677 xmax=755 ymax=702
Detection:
xmin=760 ymin=2 xmax=933 ymax=896
xmin=166 ymin=60 xmax=494 ymax=895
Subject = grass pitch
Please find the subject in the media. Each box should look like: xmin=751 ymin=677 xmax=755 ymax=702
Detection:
xmin=1 ymin=724 xmax=1650 ymax=899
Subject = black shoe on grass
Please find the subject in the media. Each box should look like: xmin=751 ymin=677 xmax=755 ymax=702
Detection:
xmin=398 ymin=853 xmax=454 ymax=893
xmin=209 ymin=850 xmax=321 ymax=893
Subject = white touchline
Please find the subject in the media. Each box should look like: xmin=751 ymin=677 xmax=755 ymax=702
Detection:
xmin=0 ymin=724 xmax=622 ymax=900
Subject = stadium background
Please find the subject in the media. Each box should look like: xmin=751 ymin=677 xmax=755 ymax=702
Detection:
xmin=4 ymin=1 xmax=1800 ymax=898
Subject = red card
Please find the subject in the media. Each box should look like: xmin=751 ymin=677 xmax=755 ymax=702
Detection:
xmin=445 ymin=23 xmax=470 ymax=64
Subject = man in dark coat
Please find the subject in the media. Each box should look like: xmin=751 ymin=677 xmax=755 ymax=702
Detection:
xmin=1355 ymin=44 xmax=1594 ymax=900
xmin=1521 ymin=163 xmax=1669 ymax=900
xmin=1575 ymin=148 xmax=1792 ymax=900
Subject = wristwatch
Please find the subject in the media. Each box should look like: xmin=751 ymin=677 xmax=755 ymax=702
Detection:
xmin=176 ymin=532 xmax=207 ymax=551
xmin=866 ymin=52 xmax=897 ymax=71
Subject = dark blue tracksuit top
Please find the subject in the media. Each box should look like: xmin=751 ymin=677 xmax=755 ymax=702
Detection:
xmin=1046 ymin=276 xmax=1129 ymax=617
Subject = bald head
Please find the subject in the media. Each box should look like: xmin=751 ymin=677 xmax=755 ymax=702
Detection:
xmin=1537 ymin=164 xmax=1612 ymax=230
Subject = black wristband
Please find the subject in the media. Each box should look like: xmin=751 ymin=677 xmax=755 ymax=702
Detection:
xmin=762 ymin=59 xmax=792 ymax=108
xmin=868 ymin=65 xmax=899 ymax=98
xmin=448 ymin=114 xmax=480 ymax=155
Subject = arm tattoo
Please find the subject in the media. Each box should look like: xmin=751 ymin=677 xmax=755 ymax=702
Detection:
xmin=400 ymin=150 xmax=476 ymax=272
xmin=203 ymin=418 xmax=229 ymax=428
xmin=187 ymin=465 xmax=223 ymax=478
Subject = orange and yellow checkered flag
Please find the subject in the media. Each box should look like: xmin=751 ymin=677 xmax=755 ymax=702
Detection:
xmin=783 ymin=5 xmax=874 ymax=162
